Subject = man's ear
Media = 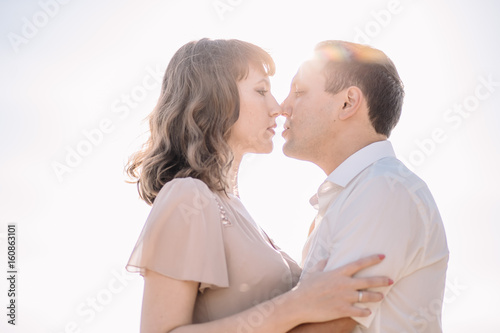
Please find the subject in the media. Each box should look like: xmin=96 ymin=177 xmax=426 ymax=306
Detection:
xmin=338 ymin=86 xmax=362 ymax=120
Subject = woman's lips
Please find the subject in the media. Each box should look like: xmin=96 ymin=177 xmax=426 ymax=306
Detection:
xmin=267 ymin=123 xmax=277 ymax=135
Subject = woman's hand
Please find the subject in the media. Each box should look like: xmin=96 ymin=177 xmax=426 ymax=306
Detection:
xmin=290 ymin=254 xmax=392 ymax=324
xmin=140 ymin=255 xmax=391 ymax=333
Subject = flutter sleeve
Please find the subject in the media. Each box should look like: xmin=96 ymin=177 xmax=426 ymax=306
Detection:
xmin=126 ymin=177 xmax=229 ymax=292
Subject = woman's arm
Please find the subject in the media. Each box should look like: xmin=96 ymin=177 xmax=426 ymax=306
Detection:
xmin=140 ymin=270 xmax=198 ymax=332
xmin=288 ymin=318 xmax=357 ymax=333
xmin=140 ymin=255 xmax=390 ymax=333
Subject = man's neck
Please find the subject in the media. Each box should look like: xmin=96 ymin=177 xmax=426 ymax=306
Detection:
xmin=319 ymin=135 xmax=387 ymax=175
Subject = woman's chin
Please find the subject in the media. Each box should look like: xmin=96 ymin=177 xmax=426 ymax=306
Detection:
xmin=250 ymin=143 xmax=274 ymax=155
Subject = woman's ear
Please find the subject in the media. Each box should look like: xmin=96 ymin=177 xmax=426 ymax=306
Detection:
xmin=338 ymin=86 xmax=362 ymax=120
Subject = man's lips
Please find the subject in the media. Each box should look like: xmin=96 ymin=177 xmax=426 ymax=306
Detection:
xmin=282 ymin=124 xmax=290 ymax=138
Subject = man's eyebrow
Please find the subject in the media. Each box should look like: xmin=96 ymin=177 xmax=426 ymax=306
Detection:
xmin=293 ymin=66 xmax=307 ymax=85
xmin=291 ymin=75 xmax=301 ymax=87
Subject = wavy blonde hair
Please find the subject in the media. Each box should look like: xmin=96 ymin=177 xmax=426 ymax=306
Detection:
xmin=126 ymin=39 xmax=275 ymax=205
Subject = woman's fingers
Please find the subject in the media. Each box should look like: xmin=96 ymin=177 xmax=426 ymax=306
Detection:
xmin=293 ymin=254 xmax=392 ymax=323
xmin=351 ymin=290 xmax=384 ymax=303
xmin=353 ymin=276 xmax=394 ymax=290
xmin=345 ymin=305 xmax=373 ymax=318
xmin=301 ymin=259 xmax=328 ymax=281
xmin=337 ymin=254 xmax=385 ymax=276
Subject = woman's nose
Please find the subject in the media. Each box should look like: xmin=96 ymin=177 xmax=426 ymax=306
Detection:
xmin=280 ymin=97 xmax=291 ymax=117
xmin=270 ymin=96 xmax=282 ymax=117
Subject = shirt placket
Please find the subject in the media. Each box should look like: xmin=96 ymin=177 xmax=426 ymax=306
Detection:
xmin=301 ymin=183 xmax=343 ymax=268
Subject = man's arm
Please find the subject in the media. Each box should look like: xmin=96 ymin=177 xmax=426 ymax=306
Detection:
xmin=288 ymin=318 xmax=357 ymax=333
xmin=295 ymin=177 xmax=414 ymax=331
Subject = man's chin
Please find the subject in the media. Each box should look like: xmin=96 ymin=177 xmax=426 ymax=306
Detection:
xmin=282 ymin=142 xmax=314 ymax=162
xmin=282 ymin=142 xmax=298 ymax=159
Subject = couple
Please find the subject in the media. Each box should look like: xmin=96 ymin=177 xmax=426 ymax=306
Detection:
xmin=125 ymin=39 xmax=449 ymax=333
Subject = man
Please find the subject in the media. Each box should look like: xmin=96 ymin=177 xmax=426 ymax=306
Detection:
xmin=283 ymin=41 xmax=449 ymax=332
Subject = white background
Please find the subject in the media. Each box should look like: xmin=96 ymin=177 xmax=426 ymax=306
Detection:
xmin=0 ymin=0 xmax=499 ymax=332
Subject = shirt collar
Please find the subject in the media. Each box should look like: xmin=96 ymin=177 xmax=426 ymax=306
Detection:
xmin=309 ymin=140 xmax=395 ymax=209
xmin=326 ymin=140 xmax=396 ymax=187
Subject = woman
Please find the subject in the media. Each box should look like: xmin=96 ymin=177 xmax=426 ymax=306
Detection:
xmin=125 ymin=38 xmax=391 ymax=332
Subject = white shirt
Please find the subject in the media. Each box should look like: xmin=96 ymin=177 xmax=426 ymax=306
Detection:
xmin=301 ymin=141 xmax=449 ymax=333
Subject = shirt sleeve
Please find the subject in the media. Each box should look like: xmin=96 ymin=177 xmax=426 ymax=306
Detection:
xmin=126 ymin=177 xmax=229 ymax=292
xmin=322 ymin=176 xmax=429 ymax=329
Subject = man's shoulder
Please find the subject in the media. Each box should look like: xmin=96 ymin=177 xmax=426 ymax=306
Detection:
xmin=340 ymin=156 xmax=443 ymax=221
xmin=367 ymin=156 xmax=420 ymax=182
xmin=355 ymin=157 xmax=430 ymax=197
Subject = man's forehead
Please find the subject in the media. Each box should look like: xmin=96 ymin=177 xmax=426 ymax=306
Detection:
xmin=294 ymin=59 xmax=325 ymax=83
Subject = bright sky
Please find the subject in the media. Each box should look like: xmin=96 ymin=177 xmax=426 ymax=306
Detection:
xmin=0 ymin=0 xmax=499 ymax=332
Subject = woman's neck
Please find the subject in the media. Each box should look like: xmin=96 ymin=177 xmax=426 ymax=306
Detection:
xmin=227 ymin=153 xmax=242 ymax=197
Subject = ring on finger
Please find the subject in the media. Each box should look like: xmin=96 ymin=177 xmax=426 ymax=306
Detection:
xmin=358 ymin=290 xmax=363 ymax=303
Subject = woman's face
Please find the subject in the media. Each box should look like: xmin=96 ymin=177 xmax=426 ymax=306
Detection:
xmin=229 ymin=66 xmax=281 ymax=155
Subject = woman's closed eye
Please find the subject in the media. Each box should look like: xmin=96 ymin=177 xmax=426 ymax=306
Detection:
xmin=257 ymin=89 xmax=269 ymax=96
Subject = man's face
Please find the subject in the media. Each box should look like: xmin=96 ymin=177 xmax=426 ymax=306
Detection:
xmin=281 ymin=59 xmax=344 ymax=162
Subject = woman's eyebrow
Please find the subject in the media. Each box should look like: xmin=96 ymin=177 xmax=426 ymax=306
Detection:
xmin=255 ymin=77 xmax=270 ymax=85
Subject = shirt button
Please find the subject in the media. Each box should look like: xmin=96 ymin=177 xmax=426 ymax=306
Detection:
xmin=320 ymin=185 xmax=331 ymax=193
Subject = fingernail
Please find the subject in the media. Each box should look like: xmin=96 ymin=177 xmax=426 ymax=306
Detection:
xmin=378 ymin=254 xmax=386 ymax=260
xmin=388 ymin=279 xmax=394 ymax=285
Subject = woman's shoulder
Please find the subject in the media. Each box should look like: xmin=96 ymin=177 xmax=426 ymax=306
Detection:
xmin=162 ymin=176 xmax=211 ymax=190
xmin=151 ymin=177 xmax=222 ymax=222
xmin=127 ymin=178 xmax=230 ymax=288
xmin=156 ymin=177 xmax=214 ymax=201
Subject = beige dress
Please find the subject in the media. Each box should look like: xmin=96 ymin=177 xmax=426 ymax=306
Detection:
xmin=126 ymin=177 xmax=302 ymax=323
